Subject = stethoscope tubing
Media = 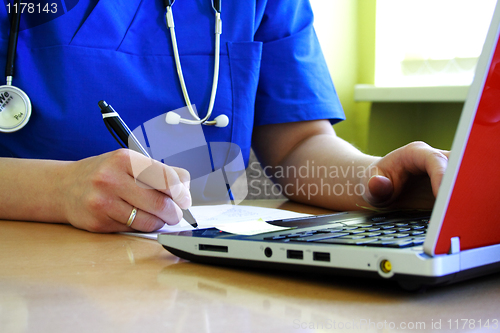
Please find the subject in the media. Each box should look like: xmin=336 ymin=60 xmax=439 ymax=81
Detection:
xmin=165 ymin=3 xmax=224 ymax=127
xmin=5 ymin=0 xmax=21 ymax=80
xmin=0 ymin=0 xmax=32 ymax=133
xmin=1 ymin=1 xmax=224 ymax=133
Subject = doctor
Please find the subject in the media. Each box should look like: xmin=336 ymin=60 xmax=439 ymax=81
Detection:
xmin=0 ymin=0 xmax=448 ymax=232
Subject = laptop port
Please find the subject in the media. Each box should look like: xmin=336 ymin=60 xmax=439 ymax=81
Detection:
xmin=264 ymin=247 xmax=273 ymax=258
xmin=380 ymin=259 xmax=392 ymax=273
xmin=287 ymin=250 xmax=303 ymax=260
xmin=199 ymin=244 xmax=228 ymax=253
xmin=313 ymin=252 xmax=330 ymax=262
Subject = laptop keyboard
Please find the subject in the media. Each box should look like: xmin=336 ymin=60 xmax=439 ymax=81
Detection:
xmin=263 ymin=218 xmax=429 ymax=248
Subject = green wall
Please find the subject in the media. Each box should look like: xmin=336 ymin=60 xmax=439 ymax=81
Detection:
xmin=367 ymin=102 xmax=462 ymax=156
xmin=315 ymin=0 xmax=460 ymax=156
xmin=313 ymin=0 xmax=376 ymax=153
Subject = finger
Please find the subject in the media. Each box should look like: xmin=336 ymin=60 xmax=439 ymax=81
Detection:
xmin=163 ymin=165 xmax=192 ymax=209
xmin=362 ymin=142 xmax=449 ymax=207
xmin=116 ymin=173 xmax=184 ymax=226
xmin=389 ymin=142 xmax=448 ymax=198
xmin=126 ymin=187 xmax=184 ymax=226
xmin=135 ymin=164 xmax=192 ymax=209
xmin=438 ymin=149 xmax=451 ymax=158
xmin=423 ymin=149 xmax=448 ymax=197
xmin=126 ymin=151 xmax=191 ymax=209
xmin=108 ymin=200 xmax=169 ymax=232
xmin=85 ymin=217 xmax=133 ymax=233
xmin=367 ymin=175 xmax=394 ymax=205
xmin=360 ymin=163 xmax=400 ymax=207
xmin=172 ymin=166 xmax=191 ymax=190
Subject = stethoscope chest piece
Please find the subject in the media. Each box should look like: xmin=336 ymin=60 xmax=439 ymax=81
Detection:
xmin=0 ymin=85 xmax=32 ymax=133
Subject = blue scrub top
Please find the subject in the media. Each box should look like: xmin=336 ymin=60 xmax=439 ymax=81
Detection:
xmin=0 ymin=0 xmax=344 ymax=167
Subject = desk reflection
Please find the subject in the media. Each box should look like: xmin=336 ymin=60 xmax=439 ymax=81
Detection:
xmin=1 ymin=202 xmax=500 ymax=333
xmin=156 ymin=259 xmax=500 ymax=332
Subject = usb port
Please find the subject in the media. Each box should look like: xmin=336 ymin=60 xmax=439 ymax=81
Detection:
xmin=313 ymin=252 xmax=330 ymax=262
xmin=287 ymin=250 xmax=303 ymax=260
xmin=199 ymin=244 xmax=228 ymax=253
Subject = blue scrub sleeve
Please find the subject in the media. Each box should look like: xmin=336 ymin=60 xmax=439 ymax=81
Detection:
xmin=253 ymin=0 xmax=345 ymax=126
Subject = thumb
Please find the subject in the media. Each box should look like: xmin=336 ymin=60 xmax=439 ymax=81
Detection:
xmin=364 ymin=175 xmax=394 ymax=207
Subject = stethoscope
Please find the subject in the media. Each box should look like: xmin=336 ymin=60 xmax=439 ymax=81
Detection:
xmin=163 ymin=0 xmax=229 ymax=128
xmin=0 ymin=0 xmax=227 ymax=133
xmin=0 ymin=0 xmax=32 ymax=133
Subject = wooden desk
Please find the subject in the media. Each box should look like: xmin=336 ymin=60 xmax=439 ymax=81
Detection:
xmin=1 ymin=200 xmax=500 ymax=333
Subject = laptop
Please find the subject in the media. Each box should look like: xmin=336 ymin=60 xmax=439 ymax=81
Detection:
xmin=158 ymin=2 xmax=500 ymax=290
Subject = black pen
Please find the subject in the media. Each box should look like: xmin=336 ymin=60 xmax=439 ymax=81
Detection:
xmin=98 ymin=100 xmax=198 ymax=229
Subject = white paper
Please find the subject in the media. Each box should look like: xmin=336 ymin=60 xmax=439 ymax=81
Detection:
xmin=122 ymin=204 xmax=310 ymax=240
xmin=215 ymin=218 xmax=294 ymax=236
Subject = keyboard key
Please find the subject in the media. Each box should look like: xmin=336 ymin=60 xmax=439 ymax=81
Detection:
xmin=356 ymin=237 xmax=381 ymax=244
xmin=281 ymin=233 xmax=302 ymax=238
xmin=355 ymin=227 xmax=381 ymax=232
xmin=356 ymin=232 xmax=383 ymax=237
xmin=317 ymin=237 xmax=379 ymax=245
xmin=386 ymin=240 xmax=415 ymax=248
xmin=369 ymin=239 xmax=400 ymax=246
xmin=316 ymin=228 xmax=343 ymax=233
xmin=347 ymin=229 xmax=366 ymax=234
xmin=412 ymin=238 xmax=425 ymax=246
xmin=342 ymin=226 xmax=359 ymax=230
xmin=352 ymin=223 xmax=373 ymax=227
xmin=263 ymin=235 xmax=287 ymax=240
xmin=290 ymin=232 xmax=349 ymax=242
xmin=338 ymin=234 xmax=366 ymax=240
xmin=411 ymin=225 xmax=425 ymax=230
xmin=394 ymin=233 xmax=410 ymax=238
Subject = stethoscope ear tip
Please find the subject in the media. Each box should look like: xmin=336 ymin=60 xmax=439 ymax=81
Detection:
xmin=214 ymin=114 xmax=229 ymax=127
xmin=165 ymin=111 xmax=181 ymax=125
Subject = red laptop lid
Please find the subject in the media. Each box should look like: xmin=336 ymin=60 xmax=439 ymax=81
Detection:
xmin=431 ymin=16 xmax=500 ymax=255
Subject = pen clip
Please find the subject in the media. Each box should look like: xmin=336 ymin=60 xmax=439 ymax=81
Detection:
xmin=99 ymin=100 xmax=150 ymax=157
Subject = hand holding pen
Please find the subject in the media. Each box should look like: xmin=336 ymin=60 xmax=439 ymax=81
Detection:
xmin=98 ymin=100 xmax=198 ymax=229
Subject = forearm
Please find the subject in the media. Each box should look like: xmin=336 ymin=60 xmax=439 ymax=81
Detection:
xmin=274 ymin=133 xmax=379 ymax=210
xmin=0 ymin=158 xmax=71 ymax=223
xmin=252 ymin=120 xmax=383 ymax=211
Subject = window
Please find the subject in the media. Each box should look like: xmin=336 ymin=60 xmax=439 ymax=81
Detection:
xmin=375 ymin=0 xmax=497 ymax=87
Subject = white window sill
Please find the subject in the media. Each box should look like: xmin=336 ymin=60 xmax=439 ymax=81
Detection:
xmin=354 ymin=84 xmax=469 ymax=102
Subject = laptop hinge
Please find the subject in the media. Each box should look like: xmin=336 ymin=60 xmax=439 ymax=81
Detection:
xmin=449 ymin=237 xmax=461 ymax=254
